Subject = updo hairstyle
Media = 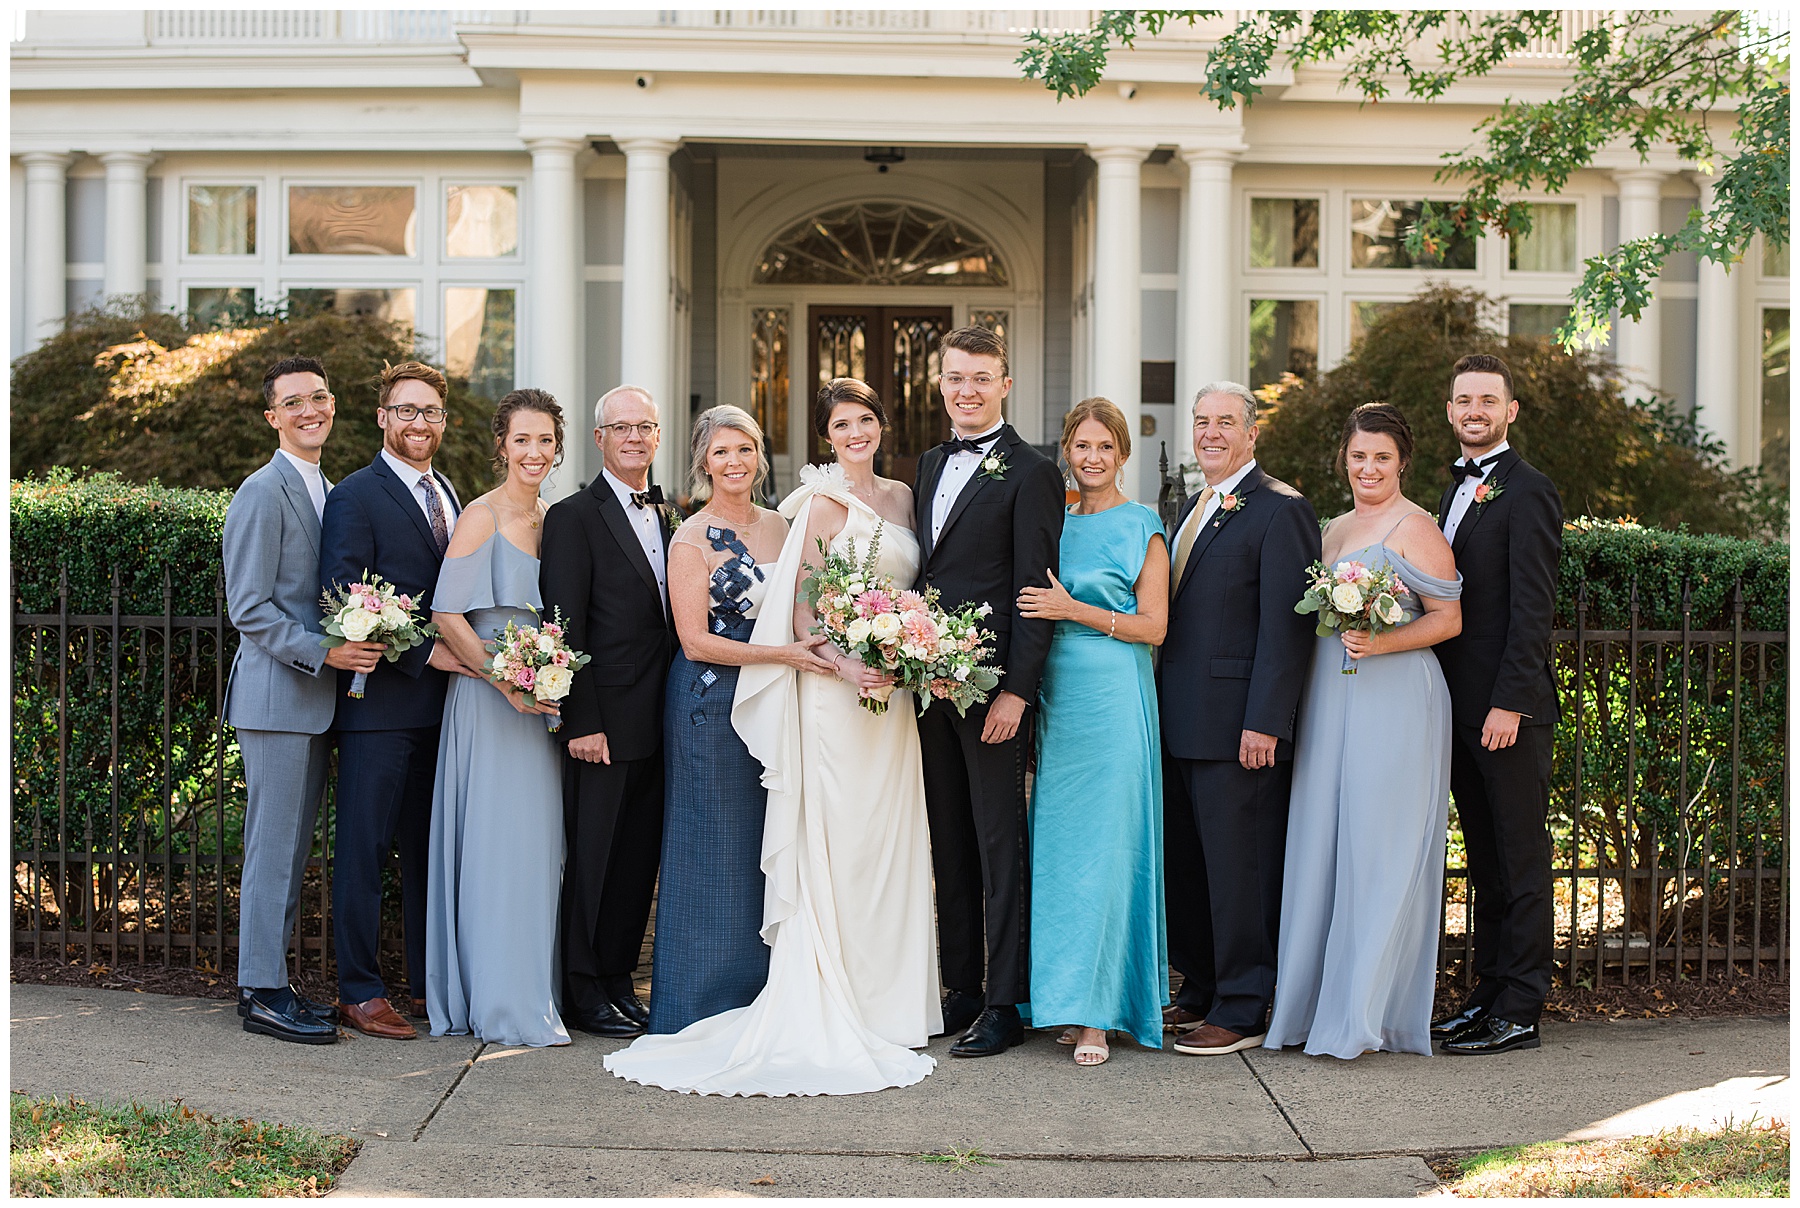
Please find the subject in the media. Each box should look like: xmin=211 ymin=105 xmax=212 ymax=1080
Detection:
xmin=1336 ymin=402 xmax=1415 ymax=478
xmin=490 ymin=388 xmax=566 ymax=477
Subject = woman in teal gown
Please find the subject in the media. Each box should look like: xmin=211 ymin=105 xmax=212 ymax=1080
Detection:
xmin=1017 ymin=398 xmax=1170 ymax=1066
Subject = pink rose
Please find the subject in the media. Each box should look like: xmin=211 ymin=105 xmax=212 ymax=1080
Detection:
xmin=552 ymin=650 xmax=571 ymax=666
xmin=398 ymin=594 xmax=413 ymax=609
xmin=362 ymin=595 xmax=383 ymax=611
xmin=517 ymin=666 xmax=536 ymax=690
xmin=348 ymin=582 xmax=367 ymax=595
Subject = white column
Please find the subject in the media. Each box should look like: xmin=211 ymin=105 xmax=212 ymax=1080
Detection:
xmin=1089 ymin=145 xmax=1149 ymax=495
xmin=1178 ymin=146 xmax=1240 ymax=467
xmin=1692 ymin=175 xmax=1742 ymax=463
xmin=1612 ymin=168 xmax=1666 ymax=403
xmin=526 ymin=137 xmax=585 ymax=493
xmin=100 ymin=150 xmax=154 ymax=300
xmin=618 ymin=137 xmax=679 ymax=490
xmin=22 ymin=151 xmax=71 ymax=349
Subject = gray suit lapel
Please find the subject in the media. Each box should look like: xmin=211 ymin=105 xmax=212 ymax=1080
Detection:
xmin=269 ymin=454 xmax=322 ymax=558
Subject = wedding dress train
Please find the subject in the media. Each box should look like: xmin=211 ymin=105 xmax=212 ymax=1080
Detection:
xmin=603 ymin=464 xmax=942 ymax=1095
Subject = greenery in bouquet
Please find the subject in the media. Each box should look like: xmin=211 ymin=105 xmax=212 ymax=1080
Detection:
xmin=319 ymin=571 xmax=436 ymax=698
xmin=1295 ymin=558 xmax=1412 ymax=675
xmin=481 ymin=607 xmax=590 ymax=732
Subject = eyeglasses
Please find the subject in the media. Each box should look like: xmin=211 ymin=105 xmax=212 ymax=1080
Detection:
xmin=940 ymin=373 xmax=999 ymax=391
xmin=384 ymin=403 xmax=448 ymax=424
xmin=601 ymin=421 xmax=661 ymax=440
xmin=275 ymin=390 xmax=334 ymax=413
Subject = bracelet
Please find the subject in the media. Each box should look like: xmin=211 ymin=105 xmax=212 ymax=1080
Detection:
xmin=1109 ymin=610 xmax=1117 ymax=639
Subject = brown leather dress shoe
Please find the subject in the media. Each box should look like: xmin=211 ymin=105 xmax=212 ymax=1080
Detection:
xmin=1172 ymin=1022 xmax=1266 ymax=1055
xmin=1162 ymin=1004 xmax=1206 ymax=1032
xmin=340 ymin=997 xmax=417 ymax=1040
xmin=408 ymin=997 xmax=428 ymax=1020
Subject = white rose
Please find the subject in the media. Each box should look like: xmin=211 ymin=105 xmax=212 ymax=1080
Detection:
xmin=847 ymin=580 xmax=866 ymax=596
xmin=536 ymin=665 xmax=574 ymax=701
xmin=536 ymin=633 xmax=557 ymax=656
xmin=870 ymin=613 xmax=902 ymax=642
xmin=1330 ymin=582 xmax=1365 ymax=613
xmin=900 ymin=643 xmax=921 ymax=661
xmin=845 ymin=617 xmax=873 ymax=645
xmin=340 ymin=608 xmax=381 ymax=642
xmin=1375 ymin=595 xmax=1405 ymax=626
xmin=379 ymin=604 xmax=407 ymax=630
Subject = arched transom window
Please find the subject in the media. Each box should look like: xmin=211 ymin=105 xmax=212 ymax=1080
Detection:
xmin=755 ymin=202 xmax=1009 ymax=287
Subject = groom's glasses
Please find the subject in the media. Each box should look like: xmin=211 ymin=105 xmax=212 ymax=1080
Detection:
xmin=940 ymin=373 xmax=998 ymax=391
xmin=384 ymin=403 xmax=448 ymax=424
xmin=274 ymin=390 xmax=334 ymax=413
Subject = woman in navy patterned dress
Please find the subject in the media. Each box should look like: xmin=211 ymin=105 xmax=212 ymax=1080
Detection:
xmin=646 ymin=406 xmax=837 ymax=1034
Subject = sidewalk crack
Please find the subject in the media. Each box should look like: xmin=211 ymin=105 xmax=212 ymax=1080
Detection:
xmin=1239 ymin=1051 xmax=1314 ymax=1157
xmin=413 ymin=1042 xmax=486 ymax=1142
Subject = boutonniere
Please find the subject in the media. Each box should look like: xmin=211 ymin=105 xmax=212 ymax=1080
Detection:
xmin=1473 ymin=478 xmax=1505 ymax=510
xmin=978 ymin=450 xmax=1010 ymax=482
xmin=661 ymin=505 xmax=682 ymax=535
xmin=1219 ymin=492 xmax=1245 ymax=513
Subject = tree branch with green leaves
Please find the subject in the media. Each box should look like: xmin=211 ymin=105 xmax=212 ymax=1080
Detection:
xmin=1018 ymin=9 xmax=1789 ymax=352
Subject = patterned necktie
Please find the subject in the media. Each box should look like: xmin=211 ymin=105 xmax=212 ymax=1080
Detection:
xmin=418 ymin=473 xmax=450 ymax=555
xmin=1169 ymin=487 xmax=1215 ymax=599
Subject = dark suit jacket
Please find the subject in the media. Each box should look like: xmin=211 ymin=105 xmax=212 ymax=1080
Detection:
xmin=1434 ymin=447 xmax=1562 ymax=728
xmin=538 ymin=475 xmax=676 ymax=763
xmin=319 ymin=454 xmax=462 ymax=732
xmin=912 ymin=424 xmax=1065 ymax=704
xmin=1158 ymin=464 xmax=1320 ymax=763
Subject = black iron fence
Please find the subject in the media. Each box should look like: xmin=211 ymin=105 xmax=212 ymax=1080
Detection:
xmin=11 ymin=558 xmax=1789 ymax=984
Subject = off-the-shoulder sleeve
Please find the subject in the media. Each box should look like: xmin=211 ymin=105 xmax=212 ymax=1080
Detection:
xmin=1391 ymin=551 xmax=1463 ymax=602
xmin=431 ymin=536 xmax=499 ymax=614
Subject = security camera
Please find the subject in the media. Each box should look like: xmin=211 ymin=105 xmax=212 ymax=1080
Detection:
xmin=635 ymin=74 xmax=654 ymax=89
xmin=1118 ymin=81 xmax=1138 ymax=100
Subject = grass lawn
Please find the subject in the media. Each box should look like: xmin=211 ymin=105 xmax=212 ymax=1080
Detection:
xmin=9 ymin=1093 xmax=358 ymax=1197
xmin=1446 ymin=1117 xmax=1789 ymax=1197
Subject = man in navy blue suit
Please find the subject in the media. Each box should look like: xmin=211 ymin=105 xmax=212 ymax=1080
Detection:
xmin=319 ymin=361 xmax=475 ymax=1040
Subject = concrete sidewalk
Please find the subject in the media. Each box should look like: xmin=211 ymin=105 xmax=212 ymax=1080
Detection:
xmin=9 ymin=984 xmax=1788 ymax=1197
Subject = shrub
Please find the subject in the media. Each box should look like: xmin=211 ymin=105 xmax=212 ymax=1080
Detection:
xmin=10 ymin=300 xmax=500 ymax=497
xmin=1253 ymin=286 xmax=1787 ymax=541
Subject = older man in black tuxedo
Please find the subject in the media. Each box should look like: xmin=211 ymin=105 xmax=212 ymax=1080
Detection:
xmin=540 ymin=384 xmax=678 ymax=1038
xmin=912 ymin=325 xmax=1064 ymax=1058
xmin=1161 ymin=381 xmax=1319 ymax=1056
xmin=1430 ymin=353 xmax=1562 ymax=1056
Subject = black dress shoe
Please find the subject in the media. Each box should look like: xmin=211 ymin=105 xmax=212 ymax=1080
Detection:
xmin=1440 ymin=1016 xmax=1540 ymax=1055
xmin=1430 ymin=1002 xmax=1487 ymax=1041
xmin=241 ymin=987 xmax=337 ymax=1045
xmin=950 ymin=1007 xmax=1025 ymax=1058
xmin=935 ymin=990 xmax=985 ymax=1039
xmin=600 ymin=976 xmax=651 ymax=1029
xmin=566 ymin=1001 xmax=645 ymax=1038
xmin=238 ymin=986 xmax=337 ymax=1025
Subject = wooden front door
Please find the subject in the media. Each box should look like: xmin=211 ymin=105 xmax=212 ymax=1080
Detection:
xmin=807 ymin=305 xmax=954 ymax=485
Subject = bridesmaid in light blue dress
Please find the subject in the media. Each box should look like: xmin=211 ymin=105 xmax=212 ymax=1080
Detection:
xmin=1017 ymin=399 xmax=1169 ymax=1066
xmin=424 ymin=390 xmax=570 ymax=1048
xmin=1265 ymin=403 xmax=1463 ymax=1060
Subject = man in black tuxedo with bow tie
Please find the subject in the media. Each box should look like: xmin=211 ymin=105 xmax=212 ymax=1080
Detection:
xmin=912 ymin=325 xmax=1064 ymax=1057
xmin=1431 ymin=353 xmax=1562 ymax=1055
xmin=540 ymin=384 xmax=678 ymax=1038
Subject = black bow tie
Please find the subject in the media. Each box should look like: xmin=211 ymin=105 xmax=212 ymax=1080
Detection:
xmin=1450 ymin=454 xmax=1501 ymax=484
xmin=630 ymin=485 xmax=664 ymax=508
xmin=942 ymin=434 xmax=997 ymax=456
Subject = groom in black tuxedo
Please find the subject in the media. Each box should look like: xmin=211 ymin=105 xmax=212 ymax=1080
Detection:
xmin=1431 ymin=353 xmax=1562 ymax=1055
xmin=913 ymin=326 xmax=1064 ymax=1057
xmin=1161 ymin=382 xmax=1319 ymax=1056
xmin=540 ymin=384 xmax=678 ymax=1038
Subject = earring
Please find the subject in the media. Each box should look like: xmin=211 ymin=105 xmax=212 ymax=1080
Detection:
xmin=1115 ymin=468 xmax=1127 ymax=491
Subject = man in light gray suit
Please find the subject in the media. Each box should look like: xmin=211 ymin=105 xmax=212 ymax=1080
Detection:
xmin=224 ymin=355 xmax=382 ymax=1044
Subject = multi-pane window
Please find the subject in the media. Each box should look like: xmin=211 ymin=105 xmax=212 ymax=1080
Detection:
xmin=1248 ymin=299 xmax=1318 ymax=390
xmin=1507 ymin=204 xmax=1578 ymax=273
xmin=750 ymin=307 xmax=790 ymax=449
xmin=288 ymin=186 xmax=417 ymax=256
xmin=445 ymin=185 xmax=519 ymax=258
xmin=1509 ymin=304 xmax=1572 ymax=339
xmin=188 ymin=184 xmax=257 ymax=255
xmin=1762 ymin=307 xmax=1789 ymax=480
xmin=288 ymin=287 xmax=416 ymax=329
xmin=187 ymin=286 xmax=256 ymax=325
xmin=1763 ymin=237 xmax=1789 ymax=279
xmin=1250 ymin=198 xmax=1320 ymax=268
xmin=1349 ymin=199 xmax=1476 ymax=270
xmin=444 ymin=287 xmax=516 ymax=401
xmin=967 ymin=308 xmax=1010 ymax=342
xmin=1349 ymin=300 xmax=1402 ymax=346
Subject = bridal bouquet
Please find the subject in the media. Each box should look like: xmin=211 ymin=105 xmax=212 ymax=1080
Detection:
xmin=483 ymin=607 xmax=590 ymax=732
xmin=1294 ymin=559 xmax=1411 ymax=675
xmin=802 ymin=521 xmax=1001 ymax=716
xmin=320 ymin=572 xmax=436 ymax=698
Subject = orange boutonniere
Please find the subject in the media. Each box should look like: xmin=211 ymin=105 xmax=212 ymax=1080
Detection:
xmin=1219 ymin=492 xmax=1245 ymax=513
xmin=1473 ymin=478 xmax=1505 ymax=510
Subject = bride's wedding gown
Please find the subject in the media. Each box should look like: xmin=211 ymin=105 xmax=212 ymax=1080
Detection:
xmin=603 ymin=464 xmax=942 ymax=1095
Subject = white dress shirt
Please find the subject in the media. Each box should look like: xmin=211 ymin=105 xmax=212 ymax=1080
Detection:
xmin=1169 ymin=458 xmax=1259 ymax=566
xmin=277 ymin=449 xmax=328 ymax=522
xmin=1442 ymin=440 xmax=1509 ymax=543
xmin=930 ymin=421 xmax=1005 ymax=545
xmin=380 ymin=449 xmax=457 ymax=540
xmin=603 ymin=467 xmax=669 ymax=609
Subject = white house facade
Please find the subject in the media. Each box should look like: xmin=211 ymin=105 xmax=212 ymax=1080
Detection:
xmin=11 ymin=9 xmax=1789 ymax=498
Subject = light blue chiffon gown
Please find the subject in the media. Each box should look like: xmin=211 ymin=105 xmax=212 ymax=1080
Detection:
xmin=425 ymin=513 xmax=569 ymax=1047
xmin=1264 ymin=534 xmax=1462 ymax=1059
xmin=1025 ymin=501 xmax=1167 ymax=1051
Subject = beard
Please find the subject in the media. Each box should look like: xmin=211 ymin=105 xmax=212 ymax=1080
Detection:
xmin=384 ymin=422 xmax=443 ymax=465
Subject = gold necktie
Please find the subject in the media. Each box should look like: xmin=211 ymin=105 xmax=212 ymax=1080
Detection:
xmin=1170 ymin=487 xmax=1215 ymax=598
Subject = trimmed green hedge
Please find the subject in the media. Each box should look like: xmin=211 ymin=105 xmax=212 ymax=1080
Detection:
xmin=1558 ymin=519 xmax=1788 ymax=631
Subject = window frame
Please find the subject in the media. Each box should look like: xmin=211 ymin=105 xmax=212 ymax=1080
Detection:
xmin=181 ymin=179 xmax=261 ymax=261
xmin=440 ymin=280 xmax=524 ymax=399
xmin=1501 ymin=199 xmax=1583 ymax=279
xmin=1243 ymin=191 xmax=1327 ymax=276
xmin=282 ymin=178 xmax=425 ymax=262
xmin=1345 ymin=195 xmax=1482 ymax=275
xmin=1244 ymin=292 xmax=1325 ymax=390
xmin=441 ymin=180 xmax=525 ymax=263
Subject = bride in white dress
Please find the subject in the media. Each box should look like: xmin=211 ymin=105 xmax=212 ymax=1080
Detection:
xmin=604 ymin=378 xmax=942 ymax=1096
